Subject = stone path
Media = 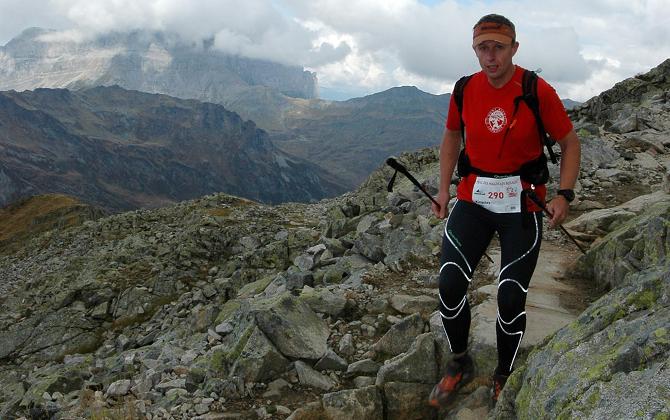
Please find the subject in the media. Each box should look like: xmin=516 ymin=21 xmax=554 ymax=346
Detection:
xmin=471 ymin=241 xmax=584 ymax=350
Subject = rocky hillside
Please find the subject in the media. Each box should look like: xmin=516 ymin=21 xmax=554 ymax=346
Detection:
xmin=0 ymin=60 xmax=668 ymax=420
xmin=0 ymin=148 xmax=668 ymax=419
xmin=0 ymin=85 xmax=345 ymax=211
xmin=0 ymin=27 xmax=451 ymax=194
xmin=0 ymin=28 xmax=317 ymax=129
xmin=571 ymin=58 xmax=670 ymax=130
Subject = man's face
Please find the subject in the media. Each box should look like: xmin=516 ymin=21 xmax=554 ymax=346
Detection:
xmin=474 ymin=40 xmax=519 ymax=83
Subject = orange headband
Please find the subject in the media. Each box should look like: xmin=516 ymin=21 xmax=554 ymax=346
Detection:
xmin=472 ymin=22 xmax=515 ymax=47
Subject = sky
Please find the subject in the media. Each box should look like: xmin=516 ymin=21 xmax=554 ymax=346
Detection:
xmin=0 ymin=0 xmax=668 ymax=102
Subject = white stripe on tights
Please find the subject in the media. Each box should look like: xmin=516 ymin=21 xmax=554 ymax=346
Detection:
xmin=498 ymin=212 xmax=540 ymax=282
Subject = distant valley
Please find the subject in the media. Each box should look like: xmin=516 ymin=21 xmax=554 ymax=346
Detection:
xmin=0 ymin=86 xmax=345 ymax=211
xmin=271 ymin=86 xmax=450 ymax=188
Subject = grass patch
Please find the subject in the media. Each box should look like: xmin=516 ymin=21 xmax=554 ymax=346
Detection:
xmin=207 ymin=208 xmax=233 ymax=218
xmin=0 ymin=194 xmax=103 ymax=254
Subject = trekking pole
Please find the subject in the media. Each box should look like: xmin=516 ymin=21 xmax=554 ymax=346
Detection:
xmin=386 ymin=157 xmax=441 ymax=208
xmin=526 ymin=189 xmax=587 ymax=255
xmin=385 ymin=156 xmax=495 ymax=264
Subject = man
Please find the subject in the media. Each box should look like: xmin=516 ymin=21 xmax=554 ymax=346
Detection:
xmin=428 ymin=14 xmax=581 ymax=406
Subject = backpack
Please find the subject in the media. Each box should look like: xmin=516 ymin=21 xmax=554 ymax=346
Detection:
xmin=453 ymin=69 xmax=558 ymax=165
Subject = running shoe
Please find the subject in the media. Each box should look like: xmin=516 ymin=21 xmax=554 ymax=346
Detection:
xmin=491 ymin=371 xmax=509 ymax=403
xmin=428 ymin=354 xmax=474 ymax=407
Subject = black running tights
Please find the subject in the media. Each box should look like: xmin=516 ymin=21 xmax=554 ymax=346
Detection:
xmin=438 ymin=200 xmax=542 ymax=376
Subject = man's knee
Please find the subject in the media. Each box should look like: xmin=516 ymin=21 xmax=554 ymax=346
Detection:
xmin=497 ymin=280 xmax=527 ymax=318
xmin=439 ymin=265 xmax=470 ymax=308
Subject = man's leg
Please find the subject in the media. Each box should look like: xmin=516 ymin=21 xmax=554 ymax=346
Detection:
xmin=430 ymin=201 xmax=495 ymax=407
xmin=438 ymin=200 xmax=495 ymax=353
xmin=492 ymin=210 xmax=543 ymax=400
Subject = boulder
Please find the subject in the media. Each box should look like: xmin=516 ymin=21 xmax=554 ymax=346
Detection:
xmin=571 ymin=198 xmax=670 ymax=289
xmin=295 ymin=361 xmax=336 ymax=391
xmin=106 ymin=379 xmax=132 ymax=397
xmin=372 ymin=313 xmax=425 ymax=357
xmin=319 ymin=237 xmax=347 ymax=257
xmin=383 ymin=382 xmax=436 ymax=420
xmin=356 ymin=214 xmax=381 ymax=234
xmin=353 ymin=233 xmax=386 ymax=263
xmin=286 ymin=401 xmax=326 ymax=420
xmin=376 ymin=333 xmax=437 ymax=385
xmin=347 ymin=359 xmax=382 ymax=376
xmin=231 ymin=327 xmax=289 ymax=383
xmin=299 ymin=286 xmax=347 ymax=318
xmin=315 ymin=349 xmax=349 ymax=372
xmin=0 ymin=308 xmax=101 ymax=362
xmin=389 ymin=294 xmax=438 ymax=318
xmin=578 ymin=136 xmax=621 ymax=174
xmin=565 ymin=191 xmax=669 ymax=238
xmin=338 ymin=333 xmax=356 ymax=357
xmin=294 ymin=253 xmax=316 ymax=271
xmin=497 ymin=190 xmax=670 ymax=419
xmin=254 ymin=293 xmax=330 ymax=360
xmin=321 ymin=386 xmax=383 ymax=420
xmin=497 ymin=269 xmax=670 ymax=419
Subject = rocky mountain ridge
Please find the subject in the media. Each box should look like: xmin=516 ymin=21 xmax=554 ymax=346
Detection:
xmin=0 ymin=85 xmax=345 ymax=211
xmin=0 ymin=60 xmax=669 ymax=420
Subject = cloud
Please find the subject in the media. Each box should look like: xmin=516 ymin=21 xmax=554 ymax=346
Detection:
xmin=1 ymin=0 xmax=669 ymax=102
xmin=515 ymin=27 xmax=590 ymax=83
xmin=0 ymin=0 xmax=70 ymax=44
xmin=306 ymin=42 xmax=352 ymax=67
xmin=36 ymin=28 xmax=86 ymax=43
xmin=42 ymin=0 xmax=352 ymax=67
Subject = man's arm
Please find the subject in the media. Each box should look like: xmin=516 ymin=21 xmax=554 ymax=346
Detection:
xmin=432 ymin=128 xmax=462 ymax=219
xmin=546 ymin=129 xmax=581 ymax=226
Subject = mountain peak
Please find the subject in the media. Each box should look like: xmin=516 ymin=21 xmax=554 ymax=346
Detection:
xmin=0 ymin=27 xmax=319 ymax=129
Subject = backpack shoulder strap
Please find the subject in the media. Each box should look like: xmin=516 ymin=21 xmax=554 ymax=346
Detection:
xmin=521 ymin=70 xmax=558 ymax=164
xmin=453 ymin=74 xmax=473 ymax=145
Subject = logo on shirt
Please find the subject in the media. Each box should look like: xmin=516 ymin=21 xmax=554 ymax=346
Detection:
xmin=485 ymin=107 xmax=507 ymax=133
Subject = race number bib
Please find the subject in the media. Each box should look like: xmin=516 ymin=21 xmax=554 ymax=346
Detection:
xmin=472 ymin=176 xmax=522 ymax=213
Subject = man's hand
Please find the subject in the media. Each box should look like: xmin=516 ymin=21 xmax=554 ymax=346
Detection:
xmin=432 ymin=190 xmax=451 ymax=219
xmin=546 ymin=196 xmax=569 ymax=227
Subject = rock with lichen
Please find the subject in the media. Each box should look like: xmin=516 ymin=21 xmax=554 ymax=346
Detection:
xmin=495 ymin=196 xmax=670 ymax=419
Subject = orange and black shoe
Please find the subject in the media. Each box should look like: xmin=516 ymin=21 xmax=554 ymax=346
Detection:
xmin=428 ymin=354 xmax=474 ymax=407
xmin=491 ymin=371 xmax=509 ymax=404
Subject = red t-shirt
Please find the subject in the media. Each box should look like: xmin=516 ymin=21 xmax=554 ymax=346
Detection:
xmin=446 ymin=66 xmax=573 ymax=210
